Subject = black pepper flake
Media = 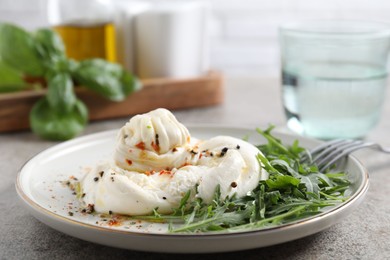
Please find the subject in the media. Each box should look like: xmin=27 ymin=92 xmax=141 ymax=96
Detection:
xmin=124 ymin=134 xmax=128 ymax=139
xmin=162 ymin=197 xmax=167 ymax=200
xmin=231 ymin=182 xmax=238 ymax=188
xmin=85 ymin=204 xmax=95 ymax=214
xmin=109 ymin=210 xmax=113 ymax=215
xmin=93 ymin=177 xmax=99 ymax=182
xmin=220 ymin=147 xmax=229 ymax=157
xmin=111 ymin=177 xmax=115 ymax=182
xmin=155 ymin=134 xmax=160 ymax=145
xmin=72 ymin=192 xmax=76 ymax=195
xmin=236 ymin=145 xmax=240 ymax=149
xmin=68 ymin=211 xmax=74 ymax=216
xmin=190 ymin=150 xmax=198 ymax=155
xmin=210 ymin=152 xmax=214 ymax=157
xmin=99 ymin=171 xmax=104 ymax=177
xmin=82 ymin=193 xmax=86 ymax=198
xmin=172 ymin=147 xmax=178 ymax=152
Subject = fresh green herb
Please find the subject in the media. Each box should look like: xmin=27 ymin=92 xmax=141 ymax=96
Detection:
xmin=0 ymin=23 xmax=45 ymax=76
xmin=72 ymin=59 xmax=141 ymax=102
xmin=0 ymin=23 xmax=141 ymax=140
xmin=134 ymin=126 xmax=351 ymax=233
xmin=0 ymin=61 xmax=27 ymax=93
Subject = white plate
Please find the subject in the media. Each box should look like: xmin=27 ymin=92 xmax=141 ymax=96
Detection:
xmin=16 ymin=125 xmax=369 ymax=253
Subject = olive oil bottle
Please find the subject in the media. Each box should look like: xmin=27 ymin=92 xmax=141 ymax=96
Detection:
xmin=54 ymin=20 xmax=117 ymax=62
xmin=47 ymin=0 xmax=117 ymax=62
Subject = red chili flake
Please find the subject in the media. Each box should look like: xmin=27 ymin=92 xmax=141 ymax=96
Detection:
xmin=159 ymin=170 xmax=172 ymax=175
xmin=199 ymin=153 xmax=203 ymax=159
xmin=172 ymin=147 xmax=178 ymax=152
xmin=144 ymin=170 xmax=155 ymax=176
xmin=125 ymin=159 xmax=133 ymax=165
xmin=135 ymin=142 xmax=146 ymax=150
xmin=151 ymin=141 xmax=160 ymax=153
xmin=108 ymin=219 xmax=120 ymax=226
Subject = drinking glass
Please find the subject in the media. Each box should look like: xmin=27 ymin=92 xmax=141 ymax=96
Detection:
xmin=279 ymin=20 xmax=390 ymax=139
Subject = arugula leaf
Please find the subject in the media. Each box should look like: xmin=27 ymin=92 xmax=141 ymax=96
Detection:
xmin=72 ymin=59 xmax=142 ymax=101
xmin=0 ymin=23 xmax=45 ymax=76
xmin=133 ymin=127 xmax=351 ymax=233
xmin=266 ymin=175 xmax=300 ymax=189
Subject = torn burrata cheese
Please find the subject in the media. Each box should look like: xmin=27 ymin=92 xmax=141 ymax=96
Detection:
xmin=80 ymin=108 xmax=268 ymax=215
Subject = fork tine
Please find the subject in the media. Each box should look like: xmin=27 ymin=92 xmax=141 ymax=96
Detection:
xmin=300 ymin=139 xmax=345 ymax=163
xmin=310 ymin=139 xmax=346 ymax=155
xmin=312 ymin=140 xmax=355 ymax=165
xmin=315 ymin=140 xmax=363 ymax=167
xmin=319 ymin=141 xmax=377 ymax=171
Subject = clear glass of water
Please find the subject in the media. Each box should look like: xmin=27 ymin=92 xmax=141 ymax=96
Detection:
xmin=279 ymin=20 xmax=390 ymax=139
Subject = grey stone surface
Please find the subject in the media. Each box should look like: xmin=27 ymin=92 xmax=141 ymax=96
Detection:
xmin=1 ymin=77 xmax=389 ymax=259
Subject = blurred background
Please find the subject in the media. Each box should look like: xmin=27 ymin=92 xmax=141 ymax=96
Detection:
xmin=2 ymin=0 xmax=390 ymax=77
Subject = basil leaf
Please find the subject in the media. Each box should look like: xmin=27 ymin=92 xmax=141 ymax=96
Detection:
xmin=46 ymin=73 xmax=76 ymax=113
xmin=0 ymin=61 xmax=27 ymax=93
xmin=34 ymin=28 xmax=66 ymax=60
xmin=0 ymin=23 xmax=45 ymax=76
xmin=73 ymin=59 xmax=141 ymax=101
xmin=30 ymin=98 xmax=88 ymax=140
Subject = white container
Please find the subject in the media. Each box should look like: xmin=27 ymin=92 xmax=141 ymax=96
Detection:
xmin=134 ymin=1 xmax=210 ymax=78
xmin=112 ymin=0 xmax=151 ymax=72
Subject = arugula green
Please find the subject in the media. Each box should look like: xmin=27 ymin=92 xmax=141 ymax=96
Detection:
xmin=135 ymin=126 xmax=351 ymax=233
xmin=0 ymin=23 xmax=141 ymax=140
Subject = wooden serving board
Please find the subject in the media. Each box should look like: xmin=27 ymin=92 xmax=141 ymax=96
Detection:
xmin=0 ymin=71 xmax=224 ymax=133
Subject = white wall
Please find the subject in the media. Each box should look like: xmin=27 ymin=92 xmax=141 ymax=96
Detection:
xmin=1 ymin=0 xmax=390 ymax=76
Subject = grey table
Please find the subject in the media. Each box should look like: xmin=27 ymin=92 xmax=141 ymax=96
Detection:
xmin=1 ymin=77 xmax=390 ymax=259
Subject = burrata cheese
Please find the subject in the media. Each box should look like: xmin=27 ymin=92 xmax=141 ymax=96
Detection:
xmin=80 ymin=108 xmax=268 ymax=215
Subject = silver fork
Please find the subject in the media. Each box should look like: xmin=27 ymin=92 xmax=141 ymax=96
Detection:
xmin=300 ymin=139 xmax=390 ymax=172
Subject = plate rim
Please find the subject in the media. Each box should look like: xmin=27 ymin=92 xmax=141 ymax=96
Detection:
xmin=15 ymin=124 xmax=370 ymax=239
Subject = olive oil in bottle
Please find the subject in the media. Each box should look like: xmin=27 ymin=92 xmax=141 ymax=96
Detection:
xmin=54 ymin=20 xmax=117 ymax=62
